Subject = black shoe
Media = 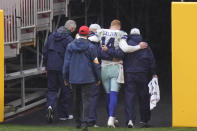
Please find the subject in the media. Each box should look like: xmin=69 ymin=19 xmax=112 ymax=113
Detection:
xmin=138 ymin=122 xmax=149 ymax=128
xmin=76 ymin=123 xmax=81 ymax=129
xmin=82 ymin=124 xmax=88 ymax=131
xmin=76 ymin=121 xmax=81 ymax=129
xmin=114 ymin=118 xmax=119 ymax=127
xmin=88 ymin=121 xmax=98 ymax=127
xmin=128 ymin=124 xmax=133 ymax=128
xmin=46 ymin=106 xmax=54 ymax=123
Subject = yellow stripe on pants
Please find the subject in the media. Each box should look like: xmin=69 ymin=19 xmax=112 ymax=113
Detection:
xmin=0 ymin=10 xmax=4 ymax=123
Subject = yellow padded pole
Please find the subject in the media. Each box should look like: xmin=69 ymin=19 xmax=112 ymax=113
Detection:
xmin=172 ymin=2 xmax=197 ymax=127
xmin=0 ymin=10 xmax=4 ymax=123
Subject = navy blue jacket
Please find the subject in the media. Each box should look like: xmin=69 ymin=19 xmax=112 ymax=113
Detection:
xmin=89 ymin=32 xmax=100 ymax=58
xmin=123 ymin=35 xmax=156 ymax=75
xmin=43 ymin=26 xmax=73 ymax=71
xmin=62 ymin=38 xmax=101 ymax=84
xmin=89 ymin=31 xmax=98 ymax=41
xmin=88 ymin=31 xmax=112 ymax=61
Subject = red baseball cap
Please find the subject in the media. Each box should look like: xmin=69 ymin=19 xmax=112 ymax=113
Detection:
xmin=78 ymin=25 xmax=89 ymax=35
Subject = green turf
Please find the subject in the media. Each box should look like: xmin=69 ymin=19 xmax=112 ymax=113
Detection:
xmin=0 ymin=125 xmax=197 ymax=131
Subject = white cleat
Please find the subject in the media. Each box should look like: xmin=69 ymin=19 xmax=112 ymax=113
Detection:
xmin=107 ymin=116 xmax=115 ymax=128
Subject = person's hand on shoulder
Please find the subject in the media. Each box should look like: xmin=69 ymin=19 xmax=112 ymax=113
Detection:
xmin=102 ymin=45 xmax=108 ymax=51
xmin=96 ymin=80 xmax=101 ymax=86
xmin=75 ymin=33 xmax=80 ymax=39
xmin=64 ymin=81 xmax=69 ymax=86
xmin=112 ymin=58 xmax=121 ymax=62
xmin=139 ymin=42 xmax=148 ymax=49
xmin=153 ymin=74 xmax=158 ymax=78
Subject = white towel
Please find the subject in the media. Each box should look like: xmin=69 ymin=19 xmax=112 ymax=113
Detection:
xmin=148 ymin=77 xmax=160 ymax=110
xmin=117 ymin=64 xmax=124 ymax=84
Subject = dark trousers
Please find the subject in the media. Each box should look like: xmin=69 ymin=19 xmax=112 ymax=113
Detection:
xmin=88 ymin=85 xmax=100 ymax=124
xmin=46 ymin=70 xmax=71 ymax=118
xmin=125 ymin=72 xmax=151 ymax=124
xmin=72 ymin=84 xmax=92 ymax=125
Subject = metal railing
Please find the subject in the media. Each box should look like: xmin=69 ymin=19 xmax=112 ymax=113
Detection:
xmin=20 ymin=0 xmax=36 ymax=28
xmin=37 ymin=0 xmax=52 ymax=13
xmin=0 ymin=0 xmax=20 ymax=45
xmin=0 ymin=0 xmax=55 ymax=45
xmin=1 ymin=0 xmax=69 ymax=119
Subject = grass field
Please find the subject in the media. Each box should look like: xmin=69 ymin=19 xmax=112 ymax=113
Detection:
xmin=0 ymin=125 xmax=197 ymax=131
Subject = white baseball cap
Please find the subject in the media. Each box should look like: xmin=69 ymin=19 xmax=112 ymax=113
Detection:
xmin=89 ymin=24 xmax=101 ymax=30
xmin=130 ymin=28 xmax=140 ymax=35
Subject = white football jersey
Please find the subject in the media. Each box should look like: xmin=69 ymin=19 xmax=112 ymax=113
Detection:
xmin=96 ymin=29 xmax=127 ymax=50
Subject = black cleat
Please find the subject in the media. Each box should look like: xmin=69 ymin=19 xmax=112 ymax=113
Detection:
xmin=81 ymin=123 xmax=88 ymax=131
xmin=138 ymin=122 xmax=149 ymax=128
xmin=88 ymin=121 xmax=99 ymax=127
xmin=76 ymin=123 xmax=81 ymax=129
xmin=82 ymin=126 xmax=88 ymax=131
xmin=128 ymin=124 xmax=133 ymax=128
xmin=76 ymin=121 xmax=81 ymax=129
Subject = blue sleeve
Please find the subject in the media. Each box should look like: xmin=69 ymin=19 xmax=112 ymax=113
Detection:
xmin=62 ymin=44 xmax=72 ymax=81
xmin=89 ymin=45 xmax=101 ymax=81
xmin=97 ymin=46 xmax=113 ymax=60
xmin=64 ymin=35 xmax=73 ymax=49
xmin=42 ymin=36 xmax=50 ymax=69
xmin=148 ymin=47 xmax=157 ymax=75
xmin=67 ymin=35 xmax=74 ymax=43
xmin=105 ymin=48 xmax=125 ymax=59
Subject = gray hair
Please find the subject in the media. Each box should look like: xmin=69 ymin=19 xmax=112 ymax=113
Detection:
xmin=64 ymin=20 xmax=76 ymax=29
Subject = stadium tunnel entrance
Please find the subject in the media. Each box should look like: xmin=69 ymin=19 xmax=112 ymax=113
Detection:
xmin=54 ymin=0 xmax=173 ymax=127
xmin=5 ymin=0 xmax=174 ymax=127
xmin=68 ymin=0 xmax=172 ymax=95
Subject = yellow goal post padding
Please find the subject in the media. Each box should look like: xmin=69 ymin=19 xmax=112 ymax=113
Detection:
xmin=0 ymin=10 xmax=4 ymax=123
xmin=172 ymin=2 xmax=197 ymax=127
